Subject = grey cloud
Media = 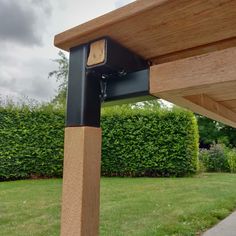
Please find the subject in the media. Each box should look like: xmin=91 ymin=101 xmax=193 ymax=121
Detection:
xmin=18 ymin=76 xmax=55 ymax=100
xmin=0 ymin=75 xmax=16 ymax=88
xmin=1 ymin=73 xmax=56 ymax=102
xmin=0 ymin=0 xmax=52 ymax=46
xmin=30 ymin=0 xmax=52 ymax=16
xmin=0 ymin=54 xmax=57 ymax=102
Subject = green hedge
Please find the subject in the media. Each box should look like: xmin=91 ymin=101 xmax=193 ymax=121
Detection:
xmin=199 ymin=144 xmax=236 ymax=173
xmin=0 ymin=107 xmax=64 ymax=180
xmin=101 ymin=107 xmax=199 ymax=177
xmin=228 ymin=149 xmax=236 ymax=173
xmin=0 ymin=106 xmax=199 ymax=180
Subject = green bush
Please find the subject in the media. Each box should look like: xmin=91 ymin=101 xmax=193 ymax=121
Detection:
xmin=227 ymin=149 xmax=236 ymax=173
xmin=199 ymin=144 xmax=230 ymax=172
xmin=0 ymin=106 xmax=64 ymax=180
xmin=101 ymin=107 xmax=199 ymax=177
xmin=198 ymin=149 xmax=209 ymax=173
xmin=0 ymin=106 xmax=199 ymax=180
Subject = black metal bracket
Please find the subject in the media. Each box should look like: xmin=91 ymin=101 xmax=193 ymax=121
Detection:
xmin=66 ymin=38 xmax=152 ymax=128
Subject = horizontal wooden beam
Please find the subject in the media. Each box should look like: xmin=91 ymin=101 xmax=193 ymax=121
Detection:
xmin=151 ymin=37 xmax=236 ymax=65
xmin=150 ymin=46 xmax=236 ymax=96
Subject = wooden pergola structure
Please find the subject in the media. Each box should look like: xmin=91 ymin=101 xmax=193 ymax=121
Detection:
xmin=54 ymin=1 xmax=236 ymax=235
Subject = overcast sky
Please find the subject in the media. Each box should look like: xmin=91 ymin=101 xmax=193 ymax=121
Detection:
xmin=0 ymin=0 xmax=135 ymax=103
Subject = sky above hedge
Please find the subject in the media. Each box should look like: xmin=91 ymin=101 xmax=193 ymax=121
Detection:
xmin=0 ymin=0 xmax=134 ymax=102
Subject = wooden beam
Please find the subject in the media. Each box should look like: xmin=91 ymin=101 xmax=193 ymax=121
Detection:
xmin=220 ymin=100 xmax=236 ymax=109
xmin=150 ymin=46 xmax=236 ymax=96
xmin=61 ymin=127 xmax=102 ymax=236
xmin=150 ymin=47 xmax=236 ymax=127
xmin=186 ymin=94 xmax=236 ymax=127
xmin=151 ymin=37 xmax=236 ymax=65
xmin=157 ymin=94 xmax=236 ymax=128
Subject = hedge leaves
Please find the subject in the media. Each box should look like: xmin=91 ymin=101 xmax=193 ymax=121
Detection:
xmin=0 ymin=106 xmax=199 ymax=180
xmin=101 ymin=107 xmax=199 ymax=177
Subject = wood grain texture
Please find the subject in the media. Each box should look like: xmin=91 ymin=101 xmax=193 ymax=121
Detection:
xmin=54 ymin=0 xmax=236 ymax=63
xmin=87 ymin=39 xmax=106 ymax=66
xmin=150 ymin=47 xmax=236 ymax=96
xmin=157 ymin=94 xmax=236 ymax=128
xmin=152 ymin=37 xmax=236 ymax=65
xmin=150 ymin=47 xmax=236 ymax=127
xmin=220 ymin=100 xmax=236 ymax=109
xmin=61 ymin=127 xmax=102 ymax=236
xmin=186 ymin=94 xmax=236 ymax=125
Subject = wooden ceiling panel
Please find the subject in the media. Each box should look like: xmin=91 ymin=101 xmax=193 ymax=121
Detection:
xmin=220 ymin=100 xmax=236 ymax=109
xmin=55 ymin=0 xmax=236 ymax=63
xmin=208 ymin=89 xmax=236 ymax=102
xmin=150 ymin=47 xmax=236 ymax=127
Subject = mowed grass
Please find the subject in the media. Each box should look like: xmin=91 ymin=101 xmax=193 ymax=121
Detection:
xmin=1 ymin=174 xmax=236 ymax=236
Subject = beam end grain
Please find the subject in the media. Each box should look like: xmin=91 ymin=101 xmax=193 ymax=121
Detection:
xmin=87 ymin=39 xmax=106 ymax=66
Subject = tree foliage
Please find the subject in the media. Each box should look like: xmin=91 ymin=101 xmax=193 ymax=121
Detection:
xmin=196 ymin=115 xmax=236 ymax=148
xmin=49 ymin=51 xmax=69 ymax=107
xmin=49 ymin=51 xmax=165 ymax=108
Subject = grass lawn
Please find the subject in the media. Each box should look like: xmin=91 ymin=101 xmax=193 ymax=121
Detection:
xmin=1 ymin=173 xmax=236 ymax=236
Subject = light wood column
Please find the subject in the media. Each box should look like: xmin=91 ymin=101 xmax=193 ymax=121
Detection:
xmin=60 ymin=127 xmax=102 ymax=236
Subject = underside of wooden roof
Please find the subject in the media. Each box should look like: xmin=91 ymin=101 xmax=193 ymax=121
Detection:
xmin=150 ymin=46 xmax=236 ymax=128
xmin=54 ymin=0 xmax=236 ymax=128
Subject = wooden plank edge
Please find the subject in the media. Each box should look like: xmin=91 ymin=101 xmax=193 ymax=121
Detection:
xmin=54 ymin=0 xmax=168 ymax=51
xmin=150 ymin=46 xmax=236 ymax=95
xmin=150 ymin=37 xmax=236 ymax=65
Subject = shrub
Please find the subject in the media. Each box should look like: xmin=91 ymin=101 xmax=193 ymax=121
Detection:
xmin=198 ymin=149 xmax=209 ymax=173
xmin=101 ymin=107 xmax=199 ymax=177
xmin=227 ymin=149 xmax=236 ymax=173
xmin=199 ymin=144 xmax=230 ymax=172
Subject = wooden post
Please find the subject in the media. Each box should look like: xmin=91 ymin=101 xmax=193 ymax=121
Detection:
xmin=60 ymin=127 xmax=102 ymax=236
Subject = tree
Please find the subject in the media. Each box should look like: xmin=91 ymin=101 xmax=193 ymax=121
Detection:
xmin=196 ymin=115 xmax=236 ymax=148
xmin=220 ymin=125 xmax=236 ymax=148
xmin=49 ymin=51 xmax=69 ymax=107
xmin=196 ymin=115 xmax=220 ymax=148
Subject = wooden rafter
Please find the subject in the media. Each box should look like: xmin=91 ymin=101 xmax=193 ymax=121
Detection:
xmin=150 ymin=47 xmax=236 ymax=127
xmin=186 ymin=94 xmax=236 ymax=127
